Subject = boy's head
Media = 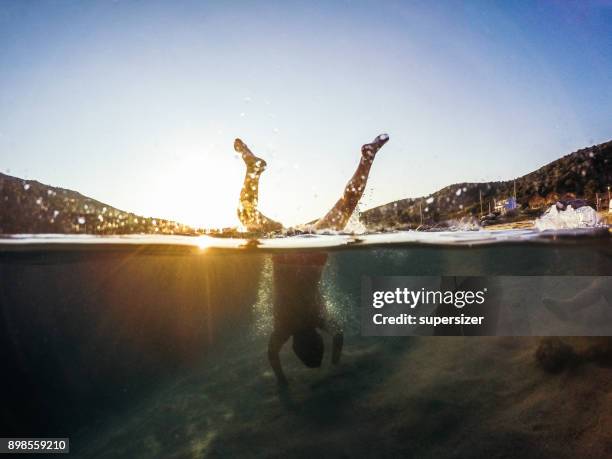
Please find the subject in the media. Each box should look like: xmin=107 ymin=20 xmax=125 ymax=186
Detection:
xmin=292 ymin=328 xmax=324 ymax=368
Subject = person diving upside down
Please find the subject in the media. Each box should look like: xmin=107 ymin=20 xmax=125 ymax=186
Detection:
xmin=234 ymin=134 xmax=389 ymax=386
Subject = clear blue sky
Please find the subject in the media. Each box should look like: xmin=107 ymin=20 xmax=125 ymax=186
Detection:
xmin=1 ymin=0 xmax=611 ymax=228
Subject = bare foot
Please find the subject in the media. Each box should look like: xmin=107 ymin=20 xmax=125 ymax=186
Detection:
xmin=234 ymin=138 xmax=267 ymax=172
xmin=361 ymin=133 xmax=389 ymax=160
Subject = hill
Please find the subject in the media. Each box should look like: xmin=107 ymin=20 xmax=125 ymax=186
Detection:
xmin=361 ymin=140 xmax=612 ymax=229
xmin=2 ymin=140 xmax=610 ymax=235
xmin=0 ymin=173 xmax=198 ymax=235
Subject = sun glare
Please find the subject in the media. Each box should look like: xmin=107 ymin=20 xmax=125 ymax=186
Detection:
xmin=195 ymin=236 xmax=213 ymax=250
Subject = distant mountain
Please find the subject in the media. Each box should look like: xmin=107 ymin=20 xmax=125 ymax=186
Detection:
xmin=0 ymin=173 xmax=198 ymax=235
xmin=361 ymin=140 xmax=612 ymax=229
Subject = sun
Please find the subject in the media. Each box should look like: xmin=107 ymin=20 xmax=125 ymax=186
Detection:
xmin=146 ymin=153 xmax=241 ymax=230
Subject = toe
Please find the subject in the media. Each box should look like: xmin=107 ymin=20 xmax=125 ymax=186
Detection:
xmin=234 ymin=138 xmax=245 ymax=151
xmin=376 ymin=133 xmax=389 ymax=145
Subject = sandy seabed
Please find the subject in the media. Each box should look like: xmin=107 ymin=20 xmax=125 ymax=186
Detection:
xmin=76 ymin=335 xmax=612 ymax=459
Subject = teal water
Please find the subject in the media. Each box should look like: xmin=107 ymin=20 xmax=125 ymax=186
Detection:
xmin=0 ymin=229 xmax=610 ymax=458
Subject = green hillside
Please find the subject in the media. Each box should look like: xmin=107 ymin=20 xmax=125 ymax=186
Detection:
xmin=361 ymin=140 xmax=611 ymax=229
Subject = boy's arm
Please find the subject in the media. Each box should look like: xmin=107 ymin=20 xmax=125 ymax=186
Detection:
xmin=321 ymin=317 xmax=343 ymax=365
xmin=268 ymin=330 xmax=290 ymax=386
xmin=332 ymin=330 xmax=343 ymax=365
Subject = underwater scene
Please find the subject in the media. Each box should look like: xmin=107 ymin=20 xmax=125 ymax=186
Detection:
xmin=1 ymin=231 xmax=611 ymax=458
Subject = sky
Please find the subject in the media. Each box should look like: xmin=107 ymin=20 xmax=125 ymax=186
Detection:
xmin=1 ymin=0 xmax=611 ymax=229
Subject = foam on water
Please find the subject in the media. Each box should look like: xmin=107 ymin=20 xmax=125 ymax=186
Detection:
xmin=0 ymin=227 xmax=609 ymax=252
xmin=535 ymin=205 xmax=602 ymax=230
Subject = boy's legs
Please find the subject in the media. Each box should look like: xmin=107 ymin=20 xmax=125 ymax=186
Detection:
xmin=234 ymin=133 xmax=388 ymax=233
